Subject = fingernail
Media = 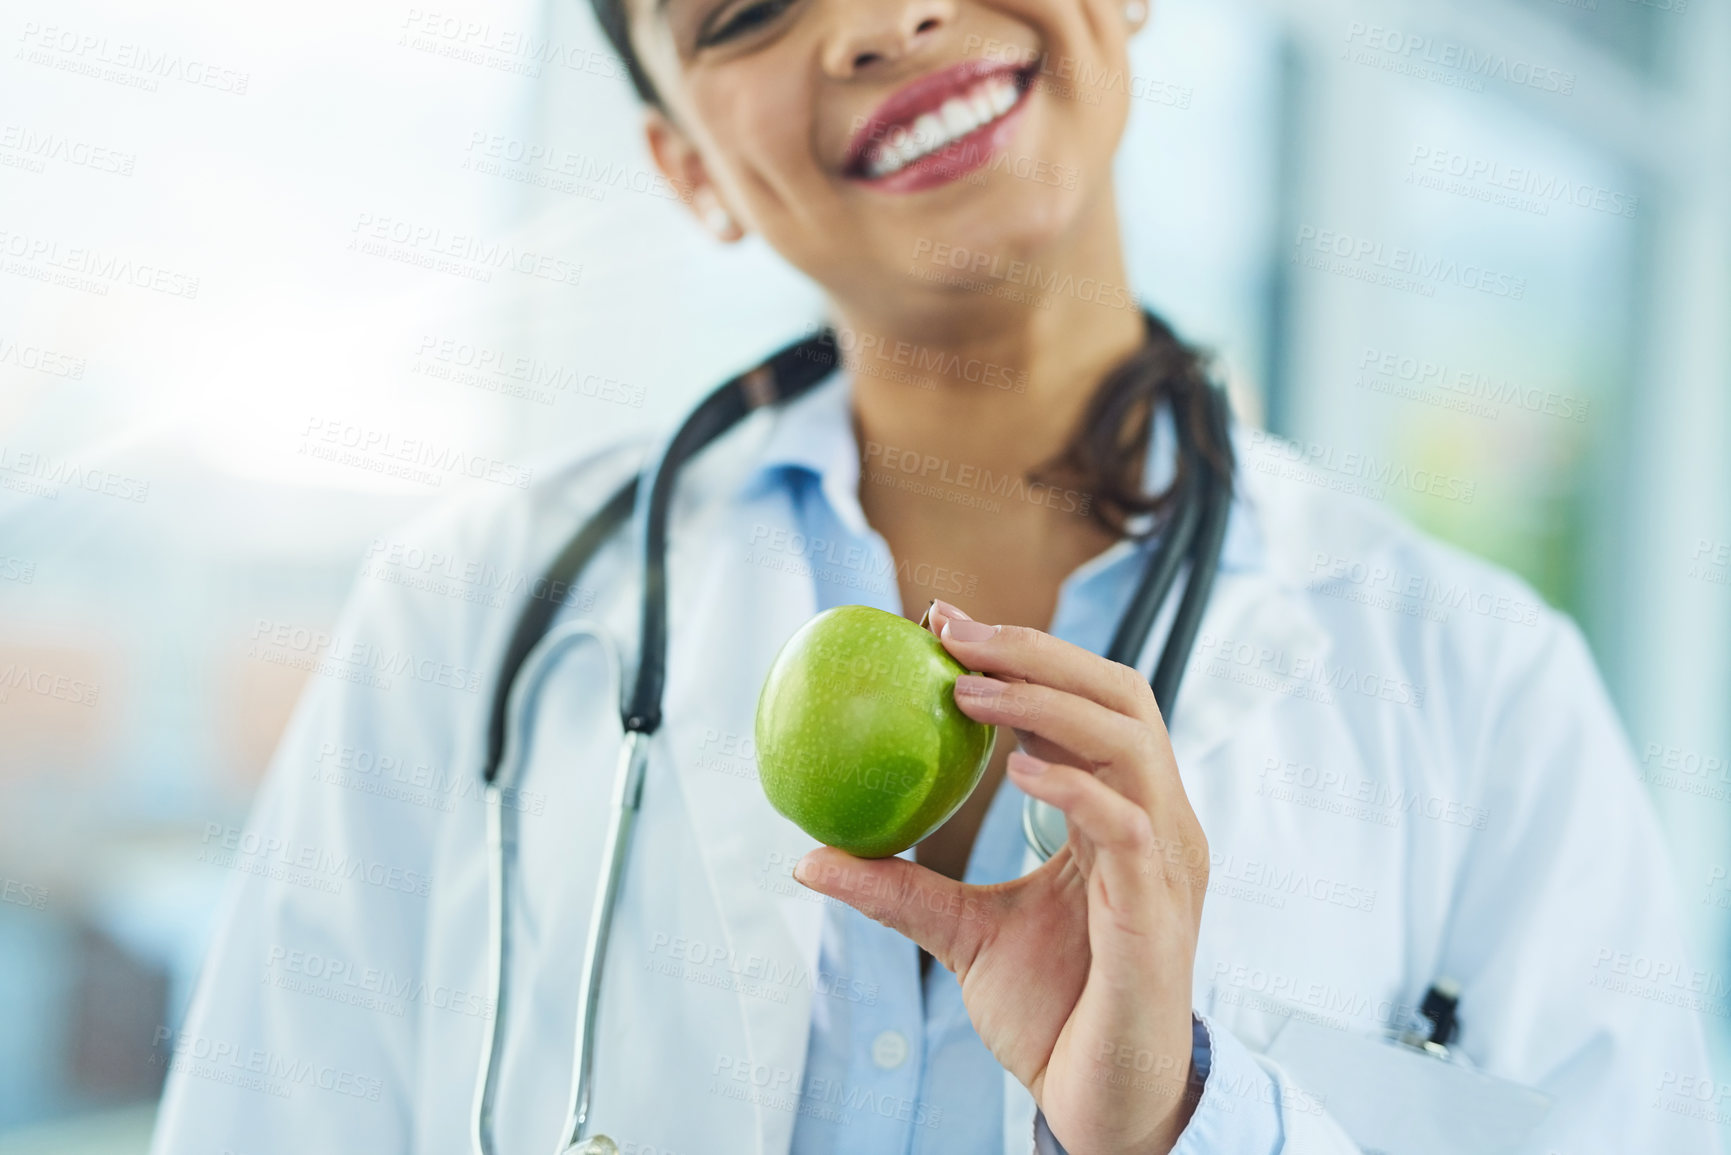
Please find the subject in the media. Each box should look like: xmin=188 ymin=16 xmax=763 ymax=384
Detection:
xmin=1009 ymin=751 xmax=1048 ymax=776
xmin=931 ymin=599 xmax=973 ymax=622
xmin=942 ymin=617 xmax=997 ymax=642
xmin=793 ymin=856 xmax=813 ymax=884
xmin=954 ymin=674 xmax=1001 ymax=702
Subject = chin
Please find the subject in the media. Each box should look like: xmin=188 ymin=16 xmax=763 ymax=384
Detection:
xmin=881 ymin=164 xmax=1103 ymax=298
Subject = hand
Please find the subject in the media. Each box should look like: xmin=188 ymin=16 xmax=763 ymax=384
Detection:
xmin=794 ymin=600 xmax=1209 ymax=1154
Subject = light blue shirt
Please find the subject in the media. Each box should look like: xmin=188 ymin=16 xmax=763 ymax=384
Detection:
xmin=741 ymin=370 xmax=1249 ymax=1155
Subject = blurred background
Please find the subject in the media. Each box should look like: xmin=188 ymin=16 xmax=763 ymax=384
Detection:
xmin=1 ymin=0 xmax=1727 ymax=1148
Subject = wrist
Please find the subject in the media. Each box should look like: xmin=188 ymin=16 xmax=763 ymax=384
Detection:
xmin=1051 ymin=1016 xmax=1208 ymax=1155
xmin=1129 ymin=1013 xmax=1211 ymax=1153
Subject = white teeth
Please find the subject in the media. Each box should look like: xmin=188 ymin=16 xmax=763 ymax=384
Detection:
xmin=940 ymin=98 xmax=977 ymax=137
xmin=884 ymin=125 xmax=910 ymax=163
xmin=911 ymin=113 xmax=946 ymax=152
xmin=863 ymin=71 xmax=1025 ymax=179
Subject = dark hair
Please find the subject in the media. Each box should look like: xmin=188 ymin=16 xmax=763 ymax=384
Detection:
xmin=586 ymin=0 xmax=1235 ymax=541
xmin=591 ymin=0 xmax=663 ymax=108
xmin=1031 ymin=309 xmax=1236 ymax=540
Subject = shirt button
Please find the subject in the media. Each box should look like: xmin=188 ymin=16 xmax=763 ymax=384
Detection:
xmin=870 ymin=1029 xmax=909 ymax=1070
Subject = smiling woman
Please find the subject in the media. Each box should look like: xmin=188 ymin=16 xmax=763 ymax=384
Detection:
xmin=599 ymin=0 xmax=1233 ymax=542
xmin=142 ymin=1 xmax=1723 ymax=1154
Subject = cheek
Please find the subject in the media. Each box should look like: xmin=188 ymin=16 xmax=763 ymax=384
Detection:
xmin=691 ymin=70 xmax=820 ymax=214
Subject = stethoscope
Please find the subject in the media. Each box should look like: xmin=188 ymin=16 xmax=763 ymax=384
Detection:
xmin=469 ymin=311 xmax=1235 ymax=1155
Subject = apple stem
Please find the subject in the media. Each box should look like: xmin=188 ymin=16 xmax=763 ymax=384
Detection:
xmin=917 ymin=599 xmax=935 ymax=631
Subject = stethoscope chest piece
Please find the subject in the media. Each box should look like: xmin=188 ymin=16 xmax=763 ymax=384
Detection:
xmin=1023 ymin=796 xmax=1069 ymax=862
xmin=564 ymin=1136 xmax=619 ymax=1155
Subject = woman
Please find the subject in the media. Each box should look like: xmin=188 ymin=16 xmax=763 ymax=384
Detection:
xmin=152 ymin=0 xmax=1718 ymax=1152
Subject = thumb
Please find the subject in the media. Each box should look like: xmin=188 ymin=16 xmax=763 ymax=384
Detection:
xmin=794 ymin=846 xmax=988 ymax=972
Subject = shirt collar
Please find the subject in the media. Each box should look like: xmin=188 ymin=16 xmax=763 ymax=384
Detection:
xmin=736 ymin=366 xmax=874 ymax=537
xmin=736 ymin=364 xmax=1267 ymax=577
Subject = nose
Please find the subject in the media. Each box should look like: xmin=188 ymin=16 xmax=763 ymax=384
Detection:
xmin=821 ymin=0 xmax=956 ymax=79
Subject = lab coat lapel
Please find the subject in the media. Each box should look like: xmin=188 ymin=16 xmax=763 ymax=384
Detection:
xmin=1165 ymin=566 xmax=1334 ymax=772
xmin=657 ymin=462 xmax=829 ymax=1155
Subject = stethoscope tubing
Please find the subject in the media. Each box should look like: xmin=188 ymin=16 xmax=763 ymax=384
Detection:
xmin=472 ymin=620 xmax=627 ymax=1155
xmin=563 ymin=729 xmax=648 ymax=1150
xmin=1024 ymin=407 xmax=1233 ymax=863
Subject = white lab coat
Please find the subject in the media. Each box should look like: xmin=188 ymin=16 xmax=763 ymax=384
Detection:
xmin=151 ymin=378 xmax=1720 ymax=1155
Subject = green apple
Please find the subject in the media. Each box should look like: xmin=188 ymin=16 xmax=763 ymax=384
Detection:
xmin=755 ymin=604 xmax=996 ymax=859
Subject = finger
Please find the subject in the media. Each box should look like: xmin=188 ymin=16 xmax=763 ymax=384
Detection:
xmin=931 ymin=603 xmax=1158 ymax=725
xmin=929 ymin=602 xmax=1029 ymax=698
xmin=793 ymin=846 xmax=990 ymax=972
xmin=1007 ymin=751 xmax=1162 ymax=922
xmin=954 ymin=676 xmax=1170 ymax=807
xmin=924 ymin=599 xmax=962 ymax=642
xmin=931 ymin=599 xmax=975 ymax=624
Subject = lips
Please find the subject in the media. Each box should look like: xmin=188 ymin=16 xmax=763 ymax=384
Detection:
xmin=844 ymin=57 xmax=1037 ymax=187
